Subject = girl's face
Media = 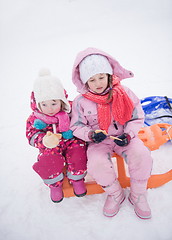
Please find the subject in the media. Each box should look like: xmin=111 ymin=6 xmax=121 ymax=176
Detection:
xmin=87 ymin=73 xmax=108 ymax=94
xmin=39 ymin=99 xmax=62 ymax=116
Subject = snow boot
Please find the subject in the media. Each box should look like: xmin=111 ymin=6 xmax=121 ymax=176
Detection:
xmin=103 ymin=180 xmax=125 ymax=217
xmin=72 ymin=179 xmax=87 ymax=197
xmin=49 ymin=183 xmax=64 ymax=203
xmin=129 ymin=180 xmax=151 ymax=219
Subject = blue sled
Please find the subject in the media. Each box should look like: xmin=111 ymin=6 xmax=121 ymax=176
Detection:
xmin=140 ymin=96 xmax=172 ymax=126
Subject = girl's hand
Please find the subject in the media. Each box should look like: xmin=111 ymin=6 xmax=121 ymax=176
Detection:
xmin=62 ymin=130 xmax=73 ymax=139
xmin=113 ymin=133 xmax=131 ymax=146
xmin=89 ymin=130 xmax=107 ymax=143
xmin=34 ymin=119 xmax=47 ymax=129
xmin=42 ymin=131 xmax=62 ymax=148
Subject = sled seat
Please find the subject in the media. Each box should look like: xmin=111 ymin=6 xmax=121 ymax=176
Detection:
xmin=63 ymin=153 xmax=172 ymax=197
xmin=63 ymin=123 xmax=172 ymax=197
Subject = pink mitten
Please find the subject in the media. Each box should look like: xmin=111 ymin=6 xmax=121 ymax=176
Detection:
xmin=32 ymin=154 xmax=64 ymax=179
xmin=42 ymin=131 xmax=62 ymax=148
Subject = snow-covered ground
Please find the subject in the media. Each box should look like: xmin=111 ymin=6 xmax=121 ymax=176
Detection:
xmin=0 ymin=0 xmax=172 ymax=239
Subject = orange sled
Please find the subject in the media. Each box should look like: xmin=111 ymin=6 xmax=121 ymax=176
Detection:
xmin=63 ymin=123 xmax=172 ymax=197
xmin=138 ymin=123 xmax=172 ymax=150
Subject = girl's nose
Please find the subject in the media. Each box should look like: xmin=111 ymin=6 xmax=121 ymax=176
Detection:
xmin=48 ymin=106 xmax=53 ymax=111
xmin=95 ymin=80 xmax=101 ymax=87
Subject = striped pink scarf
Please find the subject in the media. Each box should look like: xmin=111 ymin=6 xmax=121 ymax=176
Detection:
xmin=83 ymin=75 xmax=134 ymax=132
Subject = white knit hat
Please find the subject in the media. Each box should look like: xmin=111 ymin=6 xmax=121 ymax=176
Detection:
xmin=33 ymin=68 xmax=70 ymax=113
xmin=79 ymin=54 xmax=113 ymax=84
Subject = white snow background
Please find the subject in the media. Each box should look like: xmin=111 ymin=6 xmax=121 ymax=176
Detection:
xmin=0 ymin=0 xmax=172 ymax=239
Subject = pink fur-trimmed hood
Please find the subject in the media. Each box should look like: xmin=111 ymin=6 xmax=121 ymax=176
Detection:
xmin=72 ymin=47 xmax=134 ymax=94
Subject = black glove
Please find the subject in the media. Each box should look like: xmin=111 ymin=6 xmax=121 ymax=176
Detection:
xmin=114 ymin=133 xmax=131 ymax=146
xmin=90 ymin=131 xmax=107 ymax=143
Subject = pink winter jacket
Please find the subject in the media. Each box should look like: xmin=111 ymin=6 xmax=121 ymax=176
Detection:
xmin=70 ymin=47 xmax=145 ymax=142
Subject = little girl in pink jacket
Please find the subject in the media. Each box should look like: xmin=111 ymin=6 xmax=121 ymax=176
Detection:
xmin=70 ymin=48 xmax=153 ymax=219
xmin=26 ymin=69 xmax=87 ymax=203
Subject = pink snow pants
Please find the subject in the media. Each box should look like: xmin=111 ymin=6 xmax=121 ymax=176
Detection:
xmin=33 ymin=138 xmax=87 ymax=185
xmin=87 ymin=137 xmax=153 ymax=187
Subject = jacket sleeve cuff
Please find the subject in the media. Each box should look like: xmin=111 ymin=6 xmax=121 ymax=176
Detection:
xmin=84 ymin=130 xmax=94 ymax=142
xmin=126 ymin=130 xmax=135 ymax=139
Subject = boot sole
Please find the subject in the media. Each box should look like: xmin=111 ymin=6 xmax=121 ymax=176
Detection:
xmin=128 ymin=195 xmax=151 ymax=219
xmin=74 ymin=191 xmax=87 ymax=197
xmin=51 ymin=197 xmax=64 ymax=203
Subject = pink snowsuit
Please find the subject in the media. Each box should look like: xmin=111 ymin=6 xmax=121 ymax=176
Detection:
xmin=70 ymin=48 xmax=153 ymax=187
xmin=26 ymin=92 xmax=87 ymax=186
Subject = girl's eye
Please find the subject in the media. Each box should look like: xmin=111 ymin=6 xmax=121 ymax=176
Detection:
xmin=42 ymin=104 xmax=46 ymax=107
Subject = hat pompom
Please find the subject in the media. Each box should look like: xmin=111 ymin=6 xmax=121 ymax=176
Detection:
xmin=38 ymin=68 xmax=51 ymax=77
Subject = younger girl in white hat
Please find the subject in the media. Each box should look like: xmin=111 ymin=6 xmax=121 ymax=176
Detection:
xmin=26 ymin=69 xmax=87 ymax=203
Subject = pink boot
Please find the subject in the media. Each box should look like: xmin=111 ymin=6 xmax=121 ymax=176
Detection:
xmin=129 ymin=180 xmax=151 ymax=219
xmin=72 ymin=179 xmax=87 ymax=197
xmin=49 ymin=183 xmax=64 ymax=203
xmin=103 ymin=180 xmax=125 ymax=217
